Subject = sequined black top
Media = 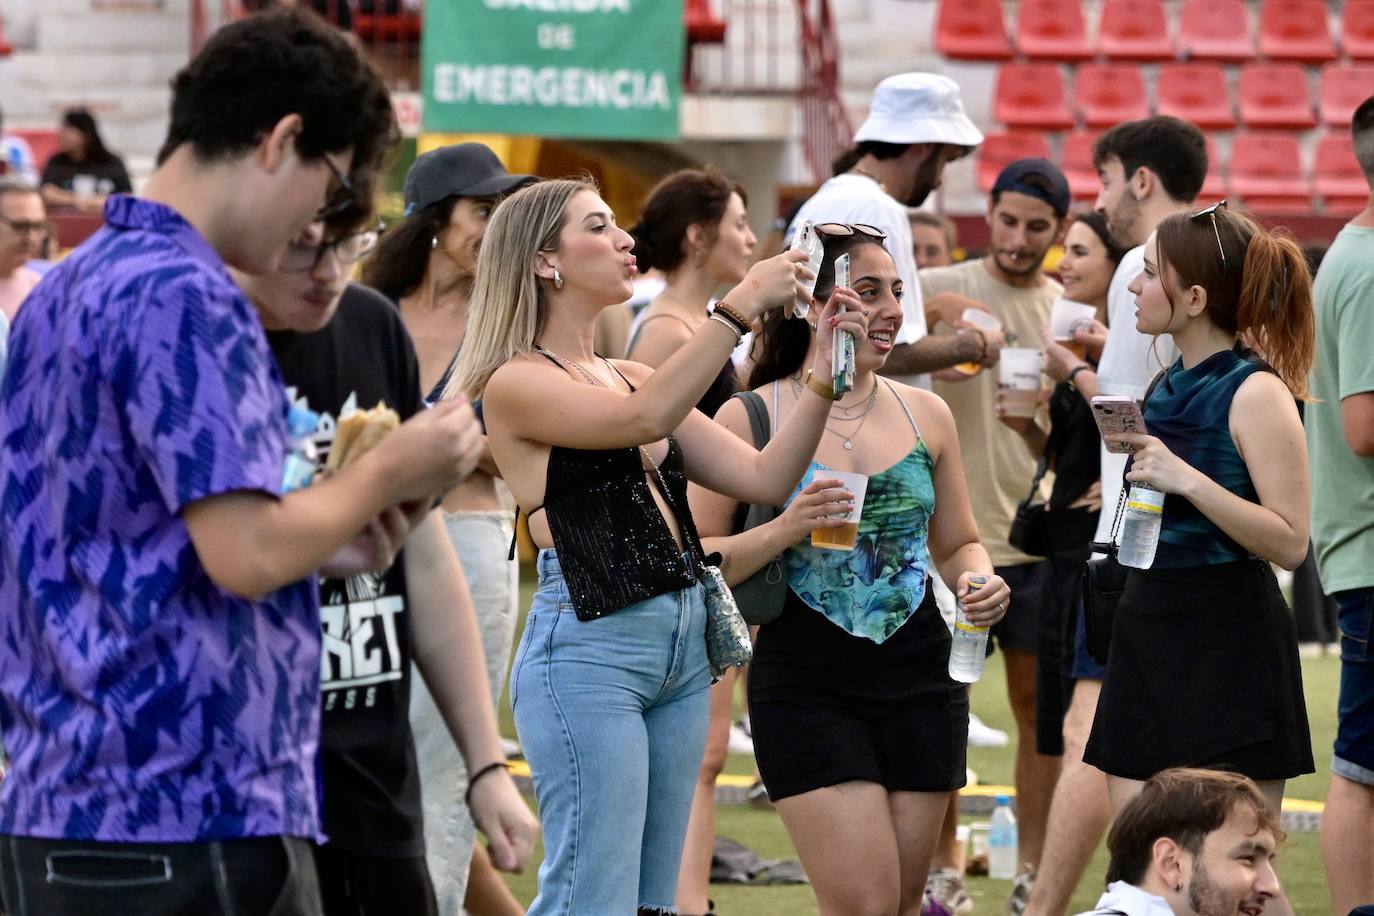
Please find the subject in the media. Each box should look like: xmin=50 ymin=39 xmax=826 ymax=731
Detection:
xmin=530 ymin=351 xmax=705 ymax=621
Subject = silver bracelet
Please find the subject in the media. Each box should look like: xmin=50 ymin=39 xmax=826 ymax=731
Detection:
xmin=708 ymin=312 xmax=744 ymax=343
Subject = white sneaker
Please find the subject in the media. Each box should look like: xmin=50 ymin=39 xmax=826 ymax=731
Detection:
xmin=925 ymin=867 xmax=974 ymax=915
xmin=728 ymin=721 xmax=755 ymax=755
xmin=968 ymin=712 xmax=1009 ymax=748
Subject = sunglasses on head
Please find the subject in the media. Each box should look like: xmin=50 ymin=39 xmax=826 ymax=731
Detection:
xmin=814 ymin=222 xmax=888 ymax=242
xmin=1189 ymin=199 xmax=1228 ymax=276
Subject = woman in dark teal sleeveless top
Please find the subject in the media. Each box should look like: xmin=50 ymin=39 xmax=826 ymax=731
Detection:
xmin=1082 ymin=204 xmax=1316 ymax=840
xmin=689 ymin=232 xmax=1011 ymax=916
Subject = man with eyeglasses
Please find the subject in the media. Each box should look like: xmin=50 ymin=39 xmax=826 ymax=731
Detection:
xmin=0 ymin=178 xmax=46 ymax=324
xmin=233 ymin=218 xmax=537 ymax=914
xmin=0 ymin=9 xmax=478 ymax=915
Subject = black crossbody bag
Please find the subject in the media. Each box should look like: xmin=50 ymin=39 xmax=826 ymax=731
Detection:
xmin=1081 ymin=371 xmax=1164 ymax=665
xmin=1008 ymin=456 xmax=1052 ymax=557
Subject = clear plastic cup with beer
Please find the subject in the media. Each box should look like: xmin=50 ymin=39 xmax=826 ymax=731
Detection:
xmin=1050 ymin=299 xmax=1098 ymax=360
xmin=998 ymin=347 xmax=1042 ymax=418
xmin=810 ymin=470 xmax=868 ymax=551
xmin=955 ymin=307 xmax=1002 ymax=376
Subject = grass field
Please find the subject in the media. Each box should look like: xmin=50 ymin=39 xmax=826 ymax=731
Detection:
xmin=495 ymin=579 xmax=1342 ymax=914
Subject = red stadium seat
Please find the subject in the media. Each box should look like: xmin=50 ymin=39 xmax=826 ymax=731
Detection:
xmin=1097 ymin=0 xmax=1174 ymax=61
xmin=684 ymin=0 xmax=727 ymax=43
xmin=1061 ymin=131 xmax=1103 ymax=200
xmin=1314 ymin=134 xmax=1368 ymax=214
xmin=977 ymin=132 xmax=1054 ymax=191
xmin=995 ymin=64 xmax=1074 ymax=130
xmin=1178 ymin=0 xmax=1254 ymax=62
xmin=1075 ymin=64 xmax=1149 ymax=128
xmin=1342 ymin=1 xmax=1374 ymax=61
xmin=9 ymin=128 xmax=58 ymax=169
xmin=1319 ymin=63 xmax=1374 ymax=127
xmin=1238 ymin=64 xmax=1316 ymax=131
xmin=1229 ymin=133 xmax=1312 ymax=214
xmin=1257 ymin=0 xmax=1337 ymax=64
xmin=1157 ymin=63 xmax=1236 ymax=130
xmin=1015 ymin=0 xmax=1094 ymax=61
xmin=935 ymin=0 xmax=1013 ymax=60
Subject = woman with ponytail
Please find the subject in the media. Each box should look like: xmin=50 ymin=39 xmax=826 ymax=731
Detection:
xmin=1083 ymin=203 xmax=1316 ymax=825
xmin=447 ymin=178 xmax=866 ymax=916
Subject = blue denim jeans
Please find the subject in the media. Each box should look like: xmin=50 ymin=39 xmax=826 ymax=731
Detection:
xmin=511 ymin=550 xmax=711 ymax=915
xmin=1334 ymin=587 xmax=1374 ymax=784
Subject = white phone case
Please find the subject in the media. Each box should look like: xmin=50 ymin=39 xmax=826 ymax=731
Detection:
xmin=789 ymin=220 xmax=824 ymax=319
xmin=1090 ymin=396 xmax=1145 ymax=453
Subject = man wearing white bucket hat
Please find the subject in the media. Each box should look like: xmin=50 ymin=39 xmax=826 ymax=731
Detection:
xmin=788 ymin=72 xmax=994 ymax=390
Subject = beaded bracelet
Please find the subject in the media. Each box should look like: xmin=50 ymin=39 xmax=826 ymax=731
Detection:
xmin=712 ymin=301 xmax=751 ymax=334
xmin=464 ymin=761 xmax=511 ymax=807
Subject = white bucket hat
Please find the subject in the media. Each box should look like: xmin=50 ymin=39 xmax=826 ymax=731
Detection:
xmin=853 ymin=72 xmax=985 ymax=153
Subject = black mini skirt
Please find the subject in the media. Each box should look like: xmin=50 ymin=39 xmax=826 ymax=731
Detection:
xmin=1084 ymin=558 xmax=1314 ymax=781
xmin=748 ymin=584 xmax=969 ymax=801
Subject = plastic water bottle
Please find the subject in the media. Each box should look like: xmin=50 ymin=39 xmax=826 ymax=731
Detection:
xmin=281 ymin=404 xmax=321 ymax=493
xmin=989 ymin=795 xmax=1019 ymax=880
xmin=1118 ymin=483 xmax=1165 ymax=569
xmin=948 ymin=575 xmax=990 ymax=683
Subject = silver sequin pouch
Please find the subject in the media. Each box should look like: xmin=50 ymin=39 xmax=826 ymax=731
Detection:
xmin=700 ymin=563 xmax=753 ymax=679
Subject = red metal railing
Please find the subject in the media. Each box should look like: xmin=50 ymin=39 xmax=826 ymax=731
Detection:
xmin=685 ymin=0 xmax=851 ymax=183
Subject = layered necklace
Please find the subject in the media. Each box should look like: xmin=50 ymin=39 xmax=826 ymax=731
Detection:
xmin=791 ymin=374 xmax=880 ymax=450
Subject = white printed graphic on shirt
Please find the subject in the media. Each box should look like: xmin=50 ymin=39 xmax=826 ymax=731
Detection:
xmin=286 ymin=386 xmax=407 ymax=710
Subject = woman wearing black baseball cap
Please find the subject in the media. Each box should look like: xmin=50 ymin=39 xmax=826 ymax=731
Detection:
xmin=363 ymin=142 xmax=536 ymax=915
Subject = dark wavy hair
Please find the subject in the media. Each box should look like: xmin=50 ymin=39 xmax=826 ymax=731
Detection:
xmin=360 ymin=195 xmax=462 ymax=301
xmin=748 ymin=233 xmax=889 ymax=389
xmin=629 ymin=168 xmax=746 ymax=275
xmin=157 ymin=7 xmax=396 ymax=208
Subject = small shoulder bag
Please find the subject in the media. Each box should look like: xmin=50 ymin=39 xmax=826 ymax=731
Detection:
xmin=1008 ymin=456 xmax=1052 ymax=557
xmin=728 ymin=389 xmax=788 ymax=626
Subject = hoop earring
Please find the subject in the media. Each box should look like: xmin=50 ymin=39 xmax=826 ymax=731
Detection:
xmin=553 ymin=268 xmax=564 ymax=290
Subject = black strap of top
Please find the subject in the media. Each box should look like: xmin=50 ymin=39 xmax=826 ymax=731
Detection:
xmin=509 ymin=347 xmax=646 ymax=561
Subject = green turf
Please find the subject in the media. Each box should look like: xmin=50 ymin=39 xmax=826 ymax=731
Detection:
xmin=496 ymin=578 xmax=1342 ymax=914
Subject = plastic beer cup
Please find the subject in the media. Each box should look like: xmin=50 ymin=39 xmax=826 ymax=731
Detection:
xmin=810 ymin=470 xmax=868 ymax=551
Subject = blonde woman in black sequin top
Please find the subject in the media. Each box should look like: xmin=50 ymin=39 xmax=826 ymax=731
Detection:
xmin=443 ymin=177 xmax=868 ymax=916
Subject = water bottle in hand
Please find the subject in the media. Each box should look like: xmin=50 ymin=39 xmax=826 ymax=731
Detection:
xmin=948 ymin=574 xmax=990 ymax=684
xmin=1118 ymin=483 xmax=1164 ymax=569
xmin=989 ymin=795 xmax=1019 ymax=880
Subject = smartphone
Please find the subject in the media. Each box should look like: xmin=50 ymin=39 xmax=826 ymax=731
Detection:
xmin=1090 ymin=396 xmax=1145 ymax=453
xmin=831 ymin=254 xmax=855 ymax=394
xmin=789 ymin=219 xmax=824 ymax=319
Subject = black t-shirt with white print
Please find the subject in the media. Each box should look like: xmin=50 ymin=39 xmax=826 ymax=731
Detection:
xmin=267 ymin=282 xmax=426 ymax=858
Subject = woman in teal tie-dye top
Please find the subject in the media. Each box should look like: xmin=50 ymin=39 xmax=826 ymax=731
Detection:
xmin=689 ymin=232 xmax=1009 ymax=915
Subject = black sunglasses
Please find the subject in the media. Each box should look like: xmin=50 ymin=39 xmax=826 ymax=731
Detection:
xmin=1190 ymin=199 xmax=1229 ymax=276
xmin=814 ymin=222 xmax=888 ymax=242
xmin=314 ymin=155 xmax=357 ymax=222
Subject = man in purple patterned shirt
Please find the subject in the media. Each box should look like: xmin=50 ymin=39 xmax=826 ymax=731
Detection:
xmin=0 ymin=10 xmax=480 ymax=915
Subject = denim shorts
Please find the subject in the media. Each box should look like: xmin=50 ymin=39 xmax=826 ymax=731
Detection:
xmin=1333 ymin=587 xmax=1374 ymax=785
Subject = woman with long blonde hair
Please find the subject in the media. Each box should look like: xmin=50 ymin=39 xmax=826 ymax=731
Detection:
xmin=446 ymin=178 xmax=867 ymax=916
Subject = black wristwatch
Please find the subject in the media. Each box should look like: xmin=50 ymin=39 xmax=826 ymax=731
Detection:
xmin=1067 ymin=364 xmax=1094 ymax=388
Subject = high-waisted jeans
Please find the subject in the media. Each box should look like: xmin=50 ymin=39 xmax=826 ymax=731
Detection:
xmin=511 ymin=550 xmax=711 ymax=915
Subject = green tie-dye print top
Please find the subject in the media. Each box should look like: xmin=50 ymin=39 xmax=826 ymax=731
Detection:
xmin=785 ymin=441 xmax=936 ymax=644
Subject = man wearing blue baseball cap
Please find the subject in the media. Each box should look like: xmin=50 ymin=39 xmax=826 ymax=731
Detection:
xmin=925 ymin=158 xmax=1071 ymax=914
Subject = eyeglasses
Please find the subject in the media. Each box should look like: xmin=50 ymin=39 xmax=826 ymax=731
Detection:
xmin=1190 ymin=199 xmax=1229 ymax=275
xmin=280 ymin=221 xmax=381 ymax=273
xmin=314 ymin=155 xmax=357 ymax=222
xmin=0 ymin=216 xmax=49 ymax=237
xmin=814 ymin=222 xmax=888 ymax=241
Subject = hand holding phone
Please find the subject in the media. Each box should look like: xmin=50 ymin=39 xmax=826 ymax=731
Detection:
xmin=1090 ymin=396 xmax=1145 ymax=453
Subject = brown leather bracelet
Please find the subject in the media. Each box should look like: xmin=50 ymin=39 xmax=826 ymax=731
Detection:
xmin=464 ymin=761 xmax=511 ymax=807
xmin=803 ymin=370 xmax=840 ymax=401
xmin=713 ymin=301 xmax=751 ymax=333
